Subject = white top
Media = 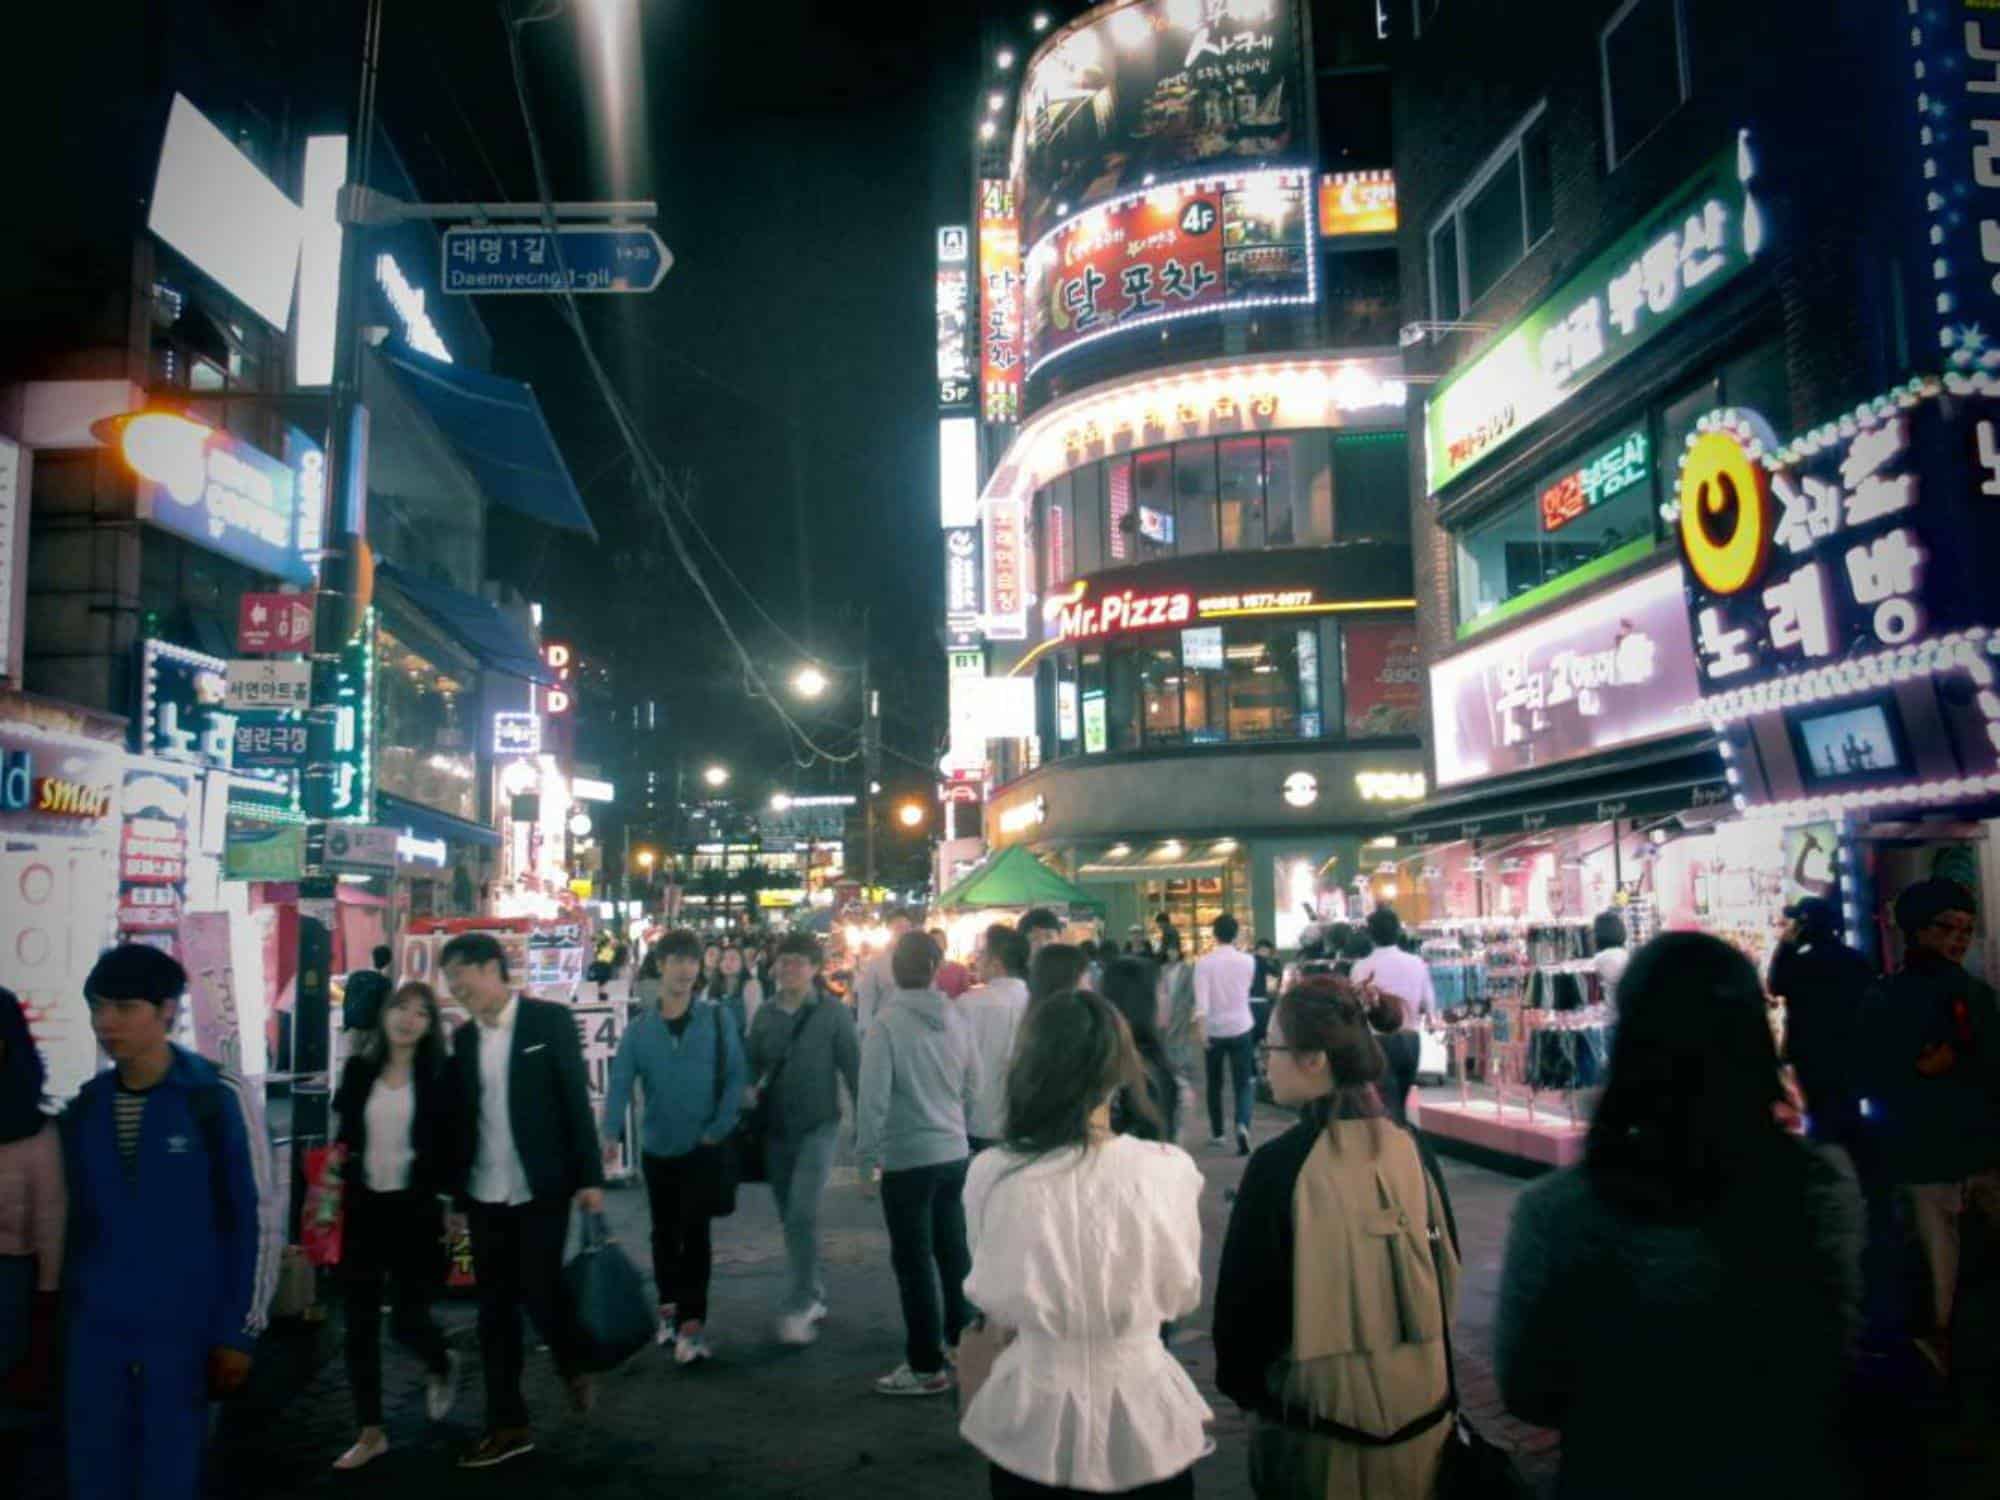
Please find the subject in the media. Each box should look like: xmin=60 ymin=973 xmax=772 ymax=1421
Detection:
xmin=958 ymin=976 xmax=1031 ymax=1140
xmin=1593 ymin=946 xmax=1630 ymax=1008
xmin=471 ymin=998 xmax=532 ymax=1206
xmin=960 ymin=1136 xmax=1213 ymax=1491
xmin=1193 ymin=944 xmax=1257 ymax=1039
xmin=363 ymin=1078 xmax=415 ymax=1192
xmin=1351 ymin=944 xmax=1439 ymax=1027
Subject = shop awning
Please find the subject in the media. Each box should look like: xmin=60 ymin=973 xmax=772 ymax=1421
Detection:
xmin=1076 ymin=840 xmax=1239 ymax=883
xmin=376 ymin=562 xmax=551 ymax=684
xmin=1399 ymin=740 xmax=1727 ymax=846
xmin=935 ymin=844 xmax=1103 ymax=912
xmin=378 ymin=792 xmax=502 ymax=849
xmin=375 ymin=347 xmax=598 ymax=540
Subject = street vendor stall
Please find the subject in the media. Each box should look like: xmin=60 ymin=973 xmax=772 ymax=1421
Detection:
xmin=932 ymin=844 xmax=1104 ymax=957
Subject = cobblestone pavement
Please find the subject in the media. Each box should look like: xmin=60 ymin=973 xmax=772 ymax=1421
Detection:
xmin=195 ymin=1102 xmax=1557 ymax=1500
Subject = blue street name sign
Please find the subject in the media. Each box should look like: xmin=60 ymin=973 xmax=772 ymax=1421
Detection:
xmin=441 ymin=225 xmax=673 ymax=295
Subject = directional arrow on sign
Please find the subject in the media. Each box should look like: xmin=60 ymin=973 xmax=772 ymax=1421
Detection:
xmin=441 ymin=225 xmax=673 ymax=296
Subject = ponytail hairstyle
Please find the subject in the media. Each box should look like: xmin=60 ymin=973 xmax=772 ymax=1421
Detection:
xmin=1275 ymin=973 xmax=1388 ymax=1156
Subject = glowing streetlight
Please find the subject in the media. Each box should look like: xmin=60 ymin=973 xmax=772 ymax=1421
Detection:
xmin=987 ymin=91 xmax=1004 ymax=112
xmin=1032 ymin=12 xmax=1051 ymax=32
xmin=996 ymin=47 xmax=1015 ymax=69
xmin=792 ymin=664 xmax=829 ymax=699
xmin=979 ymin=120 xmax=997 ymax=142
xmin=897 ymin=802 xmax=925 ymax=829
xmin=92 ymin=410 xmax=215 ymax=502
xmin=635 ymin=848 xmax=657 ymax=872
xmin=770 ymin=792 xmax=794 ymax=812
xmin=702 ymin=764 xmax=730 ymax=789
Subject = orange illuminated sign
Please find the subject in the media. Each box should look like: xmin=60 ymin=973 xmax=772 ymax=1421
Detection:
xmin=1318 ymin=171 xmax=1397 ymax=237
xmin=34 ymin=777 xmax=111 ymax=820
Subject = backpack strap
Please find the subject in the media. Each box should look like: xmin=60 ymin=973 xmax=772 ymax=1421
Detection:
xmin=187 ymin=1079 xmax=233 ymax=1234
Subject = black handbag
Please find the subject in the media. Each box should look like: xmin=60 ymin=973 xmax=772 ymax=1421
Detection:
xmin=1428 ymin=1223 xmax=1535 ymax=1500
xmin=728 ymin=1002 xmax=813 ymax=1187
xmin=561 ymin=1210 xmax=657 ymax=1371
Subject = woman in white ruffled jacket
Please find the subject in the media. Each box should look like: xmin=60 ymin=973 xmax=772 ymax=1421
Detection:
xmin=959 ymin=986 xmax=1212 ymax=1499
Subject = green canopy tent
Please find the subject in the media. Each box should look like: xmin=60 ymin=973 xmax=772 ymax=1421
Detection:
xmin=934 ymin=844 xmax=1103 ymax=914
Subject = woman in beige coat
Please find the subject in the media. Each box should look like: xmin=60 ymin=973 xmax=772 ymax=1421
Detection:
xmin=1214 ymin=973 xmax=1460 ymax=1499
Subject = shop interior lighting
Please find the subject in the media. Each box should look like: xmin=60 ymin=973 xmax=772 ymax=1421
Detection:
xmin=1105 ymin=843 xmax=1132 ymax=858
xmin=1211 ymin=838 xmax=1239 ymax=853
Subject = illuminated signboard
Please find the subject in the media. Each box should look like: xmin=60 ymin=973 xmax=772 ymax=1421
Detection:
xmin=376 ymin=253 xmax=452 ymax=363
xmin=541 ymin=642 xmax=573 ymax=715
xmin=979 ymin=179 xmax=1022 ymax=425
xmin=1356 ymin=770 xmax=1426 ymax=801
xmin=1024 ymin=171 xmax=1315 ymax=376
xmin=983 ymin=496 xmax=1027 ymax=640
xmin=1429 ymin=565 xmax=1702 ymax=789
xmin=995 ymin=793 xmax=1046 ymax=835
xmin=132 ymin=422 xmax=311 ymax=585
xmin=1905 ymin=10 xmax=2000 ymax=374
xmin=939 ymin=415 xmax=979 ymax=528
xmin=1319 ymin=170 xmax=1397 ymax=237
xmin=1015 ymin=0 xmax=1307 ymax=246
xmin=1675 ymin=384 xmax=2000 ymax=710
xmin=1539 ymin=427 xmax=1650 ymax=534
xmin=493 ymin=712 xmax=542 ymax=756
xmin=936 ymin=225 xmax=973 ymax=411
xmin=1044 ymin=579 xmax=1365 ymax=645
xmin=944 ymin=525 xmax=982 ymax=639
xmin=1426 ymin=137 xmax=1763 ymax=494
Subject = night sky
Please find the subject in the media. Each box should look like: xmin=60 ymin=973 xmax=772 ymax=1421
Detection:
xmin=377 ymin=0 xmax=1003 ymax=806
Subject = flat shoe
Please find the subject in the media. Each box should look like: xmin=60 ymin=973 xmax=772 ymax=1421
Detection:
xmin=333 ymin=1434 xmax=388 ymax=1471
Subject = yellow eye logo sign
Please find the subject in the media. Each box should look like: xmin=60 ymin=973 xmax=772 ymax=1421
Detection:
xmin=1678 ymin=428 xmax=1772 ymax=596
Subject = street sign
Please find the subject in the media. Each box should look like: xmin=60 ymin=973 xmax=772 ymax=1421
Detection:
xmin=322 ymin=823 xmax=398 ymax=872
xmin=225 ymin=658 xmax=311 ymax=713
xmin=232 ymin=715 xmax=308 ymax=770
xmin=441 ymin=225 xmax=672 ymax=295
xmin=237 ymin=592 xmax=315 ymax=654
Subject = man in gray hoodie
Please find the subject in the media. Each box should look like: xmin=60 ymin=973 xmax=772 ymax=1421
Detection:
xmin=856 ymin=930 xmax=978 ymax=1397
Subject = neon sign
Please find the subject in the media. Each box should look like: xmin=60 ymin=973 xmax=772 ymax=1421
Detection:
xmin=375 ymin=254 xmax=452 ymax=363
xmin=1046 ymin=580 xmax=1345 ymax=645
xmin=34 ymin=776 xmax=112 ymax=820
xmin=1539 ymin=428 xmax=1650 ymax=533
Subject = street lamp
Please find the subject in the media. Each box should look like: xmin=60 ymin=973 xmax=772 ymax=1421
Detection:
xmin=636 ymin=848 xmax=656 ymax=873
xmin=791 ymin=664 xmax=829 ymax=700
xmin=702 ymin=764 xmax=730 ymax=789
xmin=897 ymin=801 xmax=925 ymax=830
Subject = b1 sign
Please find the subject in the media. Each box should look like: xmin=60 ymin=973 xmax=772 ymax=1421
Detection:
xmin=1429 ymin=565 xmax=1702 ymax=788
xmin=237 ymin=592 xmax=314 ymax=654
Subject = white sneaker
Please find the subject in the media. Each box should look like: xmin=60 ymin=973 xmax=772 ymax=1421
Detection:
xmin=874 ymin=1362 xmax=952 ymax=1397
xmin=425 ymin=1349 xmax=462 ymax=1422
xmin=654 ymin=1303 xmax=678 ymax=1347
xmin=776 ymin=1310 xmax=819 ymax=1346
xmin=674 ymin=1322 xmax=713 ymax=1365
xmin=1208 ymin=1135 xmax=1226 ymax=1149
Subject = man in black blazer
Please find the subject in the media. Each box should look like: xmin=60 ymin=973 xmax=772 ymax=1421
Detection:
xmin=439 ymin=932 xmax=604 ymax=1469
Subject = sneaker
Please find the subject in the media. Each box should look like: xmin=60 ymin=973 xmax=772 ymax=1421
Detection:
xmin=459 ymin=1428 xmax=535 ymax=1469
xmin=425 ymin=1349 xmax=463 ymax=1422
xmin=674 ymin=1320 xmax=713 ymax=1365
xmin=874 ymin=1363 xmax=952 ymax=1397
xmin=1237 ymin=1125 xmax=1252 ymax=1157
xmin=333 ymin=1431 xmax=389 ymax=1471
xmin=1208 ymin=1135 xmax=1226 ymax=1149
xmin=655 ymin=1302 xmax=678 ymax=1348
xmin=776 ymin=1310 xmax=819 ymax=1346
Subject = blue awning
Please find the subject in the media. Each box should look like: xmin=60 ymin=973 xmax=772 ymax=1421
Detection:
xmin=378 ymin=792 xmax=502 ymax=849
xmin=376 ymin=347 xmax=597 ymax=540
xmin=377 ymin=561 xmax=550 ymax=684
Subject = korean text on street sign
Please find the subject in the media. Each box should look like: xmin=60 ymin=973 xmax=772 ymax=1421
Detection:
xmin=231 ymin=715 xmax=309 ymax=770
xmin=237 ymin=592 xmax=315 ymax=654
xmin=324 ymin=823 xmax=399 ymax=871
xmin=441 ymin=225 xmax=672 ymax=295
xmin=224 ymin=658 xmax=311 ymax=713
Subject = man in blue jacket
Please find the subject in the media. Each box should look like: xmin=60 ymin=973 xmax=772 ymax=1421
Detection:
xmin=63 ymin=943 xmax=277 ymax=1499
xmin=603 ymin=927 xmax=745 ymax=1366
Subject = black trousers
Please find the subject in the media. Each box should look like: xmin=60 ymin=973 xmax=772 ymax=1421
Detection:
xmin=466 ymin=1197 xmax=577 ymax=1431
xmin=641 ymin=1150 xmax=715 ymax=1324
xmin=880 ymin=1157 xmax=971 ymax=1375
xmin=990 ymin=1462 xmax=1196 ymax=1498
xmin=343 ymin=1186 xmax=451 ymax=1427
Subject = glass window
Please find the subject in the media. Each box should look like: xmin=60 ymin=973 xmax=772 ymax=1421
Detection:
xmin=1296 ymin=625 xmax=1325 ymax=737
xmin=1036 ymin=658 xmax=1057 ymax=753
xmin=1054 ymin=650 xmax=1080 ymax=757
xmin=1217 ymin=438 xmax=1265 ymax=550
xmin=1461 ymin=160 xmax=1528 ymax=308
xmin=1139 ymin=641 xmax=1184 ymax=745
xmin=1105 ymin=457 xmax=1135 ymax=566
xmin=1431 ymin=217 xmax=1462 ymax=323
xmin=1134 ymin=449 xmax=1175 ymax=561
xmin=1224 ymin=622 xmax=1300 ymax=742
xmin=1079 ymin=649 xmax=1107 ymax=754
xmin=1602 ymin=0 xmax=1689 ymax=168
xmin=1317 ymin=617 xmax=1346 ymax=735
xmin=1106 ymin=644 xmax=1141 ymax=752
xmin=1047 ymin=472 xmax=1073 ymax=586
xmin=1434 ymin=105 xmax=1551 ymax=316
xmin=376 ymin=625 xmax=478 ymax=821
xmin=1174 ymin=441 xmax=1219 ymax=556
xmin=1181 ymin=625 xmax=1226 ymax=744
xmin=1330 ymin=431 xmax=1411 ymax=541
xmin=1073 ymin=462 xmax=1105 ymax=577
xmin=1264 ymin=431 xmax=1332 ymax=546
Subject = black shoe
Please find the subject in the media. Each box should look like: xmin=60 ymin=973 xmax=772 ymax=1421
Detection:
xmin=1236 ymin=1125 xmax=1251 ymax=1156
xmin=459 ymin=1428 xmax=535 ymax=1469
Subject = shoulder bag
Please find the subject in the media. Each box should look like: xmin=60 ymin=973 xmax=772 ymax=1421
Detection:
xmin=705 ymin=1008 xmax=741 ymax=1217
xmin=730 ymin=1002 xmax=814 ymax=1188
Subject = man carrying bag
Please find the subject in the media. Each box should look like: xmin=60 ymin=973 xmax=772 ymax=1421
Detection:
xmin=745 ymin=934 xmax=861 ymax=1346
xmin=603 ymin=928 xmax=746 ymax=1367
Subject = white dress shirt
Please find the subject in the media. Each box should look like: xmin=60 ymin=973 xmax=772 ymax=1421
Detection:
xmin=959 ymin=976 xmax=1030 ymax=1141
xmin=1351 ymin=944 xmax=1439 ymax=1027
xmin=1193 ymin=944 xmax=1257 ymax=1040
xmin=471 ymin=997 xmax=533 ymax=1206
xmin=362 ymin=1078 xmax=415 ymax=1192
xmin=960 ymin=1136 xmax=1212 ymax=1491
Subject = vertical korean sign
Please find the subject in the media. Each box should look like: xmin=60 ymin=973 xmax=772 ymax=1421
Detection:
xmin=936 ymin=225 xmax=974 ymax=412
xmin=119 ymin=767 xmax=192 ymax=951
xmin=983 ymin=496 xmax=1027 ymax=641
xmin=1907 ymin=8 xmax=2000 ymax=374
xmin=979 ymin=180 xmax=1022 ymax=425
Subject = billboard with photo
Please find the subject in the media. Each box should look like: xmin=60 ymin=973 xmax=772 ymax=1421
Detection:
xmin=1024 ymin=170 xmax=1312 ymax=373
xmin=1013 ymin=0 xmax=1308 ymax=247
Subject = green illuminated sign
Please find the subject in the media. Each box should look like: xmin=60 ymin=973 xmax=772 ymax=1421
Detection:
xmin=1538 ymin=426 xmax=1650 ymax=533
xmin=1425 ymin=140 xmax=1762 ymax=494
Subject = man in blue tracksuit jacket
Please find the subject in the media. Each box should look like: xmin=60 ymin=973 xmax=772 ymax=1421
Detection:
xmin=63 ymin=944 xmax=277 ymax=1499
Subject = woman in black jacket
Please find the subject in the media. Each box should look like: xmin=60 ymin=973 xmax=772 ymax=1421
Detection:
xmin=1366 ymin=988 xmax=1421 ymax=1126
xmin=1101 ymin=956 xmax=1180 ymax=1144
xmin=330 ymin=979 xmax=462 ymax=1470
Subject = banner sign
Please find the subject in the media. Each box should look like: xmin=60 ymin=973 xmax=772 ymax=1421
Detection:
xmin=1319 ymin=171 xmax=1397 ymax=237
xmin=224 ymin=815 xmax=306 ymax=882
xmin=1016 ymin=0 xmax=1307 ymax=245
xmin=1429 ymin=565 xmax=1702 ymax=789
xmin=237 ymin=591 xmax=314 ymax=654
xmin=936 ymin=224 xmax=974 ymax=411
xmin=179 ymin=910 xmax=243 ymax=1073
xmin=118 ymin=767 xmax=191 ymax=942
xmin=1025 ymin=170 xmax=1314 ymax=375
xmin=322 ymin=823 xmax=398 ymax=871
xmin=1425 ymin=141 xmax=1762 ymax=494
xmin=1676 ymin=388 xmax=2000 ymax=697
xmin=1342 ymin=618 xmax=1423 ymax=739
xmin=983 ymin=496 xmax=1027 ymax=641
xmin=571 ymin=1001 xmax=632 ymax=1175
xmin=979 ymin=178 xmax=1023 ymax=425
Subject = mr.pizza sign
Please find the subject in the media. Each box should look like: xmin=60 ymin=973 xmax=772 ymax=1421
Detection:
xmin=1675 ymin=381 xmax=2000 ymax=701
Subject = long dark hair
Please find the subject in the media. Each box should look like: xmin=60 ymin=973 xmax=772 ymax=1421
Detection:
xmin=1276 ymin=974 xmax=1388 ymax=1156
xmin=362 ymin=980 xmax=448 ymax=1079
xmin=1028 ymin=942 xmax=1090 ymax=1005
xmin=1586 ymin=933 xmax=1803 ymax=1222
xmin=0 ymin=987 xmax=48 ymax=1143
xmin=1100 ymin=956 xmax=1167 ymax=1060
xmin=1002 ymin=987 xmax=1159 ymax=1156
